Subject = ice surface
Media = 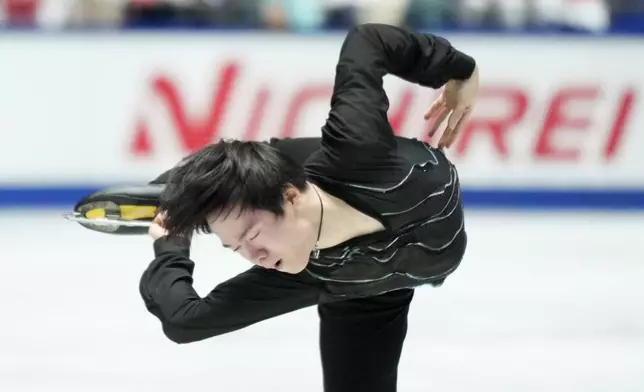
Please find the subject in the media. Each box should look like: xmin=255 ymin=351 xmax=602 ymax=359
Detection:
xmin=0 ymin=210 xmax=642 ymax=392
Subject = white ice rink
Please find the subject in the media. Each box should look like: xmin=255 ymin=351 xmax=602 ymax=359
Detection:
xmin=0 ymin=210 xmax=642 ymax=392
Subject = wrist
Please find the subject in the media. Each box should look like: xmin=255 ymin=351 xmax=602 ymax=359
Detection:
xmin=153 ymin=235 xmax=192 ymax=256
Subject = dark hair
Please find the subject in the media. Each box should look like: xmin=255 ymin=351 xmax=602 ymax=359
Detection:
xmin=160 ymin=140 xmax=308 ymax=237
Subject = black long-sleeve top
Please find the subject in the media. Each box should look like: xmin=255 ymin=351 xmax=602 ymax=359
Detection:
xmin=140 ymin=23 xmax=474 ymax=343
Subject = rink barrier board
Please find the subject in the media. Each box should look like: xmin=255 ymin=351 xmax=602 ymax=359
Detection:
xmin=1 ymin=186 xmax=643 ymax=210
xmin=1 ymin=34 xmax=643 ymax=210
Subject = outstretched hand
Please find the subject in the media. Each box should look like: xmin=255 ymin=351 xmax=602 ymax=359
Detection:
xmin=424 ymin=65 xmax=479 ymax=149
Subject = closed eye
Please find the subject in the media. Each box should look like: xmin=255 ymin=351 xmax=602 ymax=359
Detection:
xmin=227 ymin=231 xmax=259 ymax=252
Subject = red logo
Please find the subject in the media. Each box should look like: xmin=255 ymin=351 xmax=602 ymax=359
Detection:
xmin=131 ymin=59 xmax=636 ymax=163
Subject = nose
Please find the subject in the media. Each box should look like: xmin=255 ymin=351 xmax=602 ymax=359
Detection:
xmin=249 ymin=247 xmax=271 ymax=268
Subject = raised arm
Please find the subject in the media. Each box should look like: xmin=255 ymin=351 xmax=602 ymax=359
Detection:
xmin=318 ymin=23 xmax=476 ymax=163
xmin=139 ymin=236 xmax=320 ymax=343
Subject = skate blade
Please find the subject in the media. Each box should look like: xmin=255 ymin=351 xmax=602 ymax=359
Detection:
xmin=63 ymin=212 xmax=153 ymax=228
xmin=63 ymin=202 xmax=157 ymax=234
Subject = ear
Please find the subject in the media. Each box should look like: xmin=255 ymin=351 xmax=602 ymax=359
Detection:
xmin=283 ymin=184 xmax=302 ymax=206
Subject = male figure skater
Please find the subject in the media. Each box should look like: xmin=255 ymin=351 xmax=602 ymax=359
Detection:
xmin=140 ymin=23 xmax=479 ymax=392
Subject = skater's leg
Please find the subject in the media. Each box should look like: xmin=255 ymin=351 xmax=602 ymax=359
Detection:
xmin=318 ymin=289 xmax=414 ymax=392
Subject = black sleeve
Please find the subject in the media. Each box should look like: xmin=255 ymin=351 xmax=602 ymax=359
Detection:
xmin=316 ymin=23 xmax=476 ymax=166
xmin=268 ymin=137 xmax=322 ymax=166
xmin=139 ymin=236 xmax=321 ymax=343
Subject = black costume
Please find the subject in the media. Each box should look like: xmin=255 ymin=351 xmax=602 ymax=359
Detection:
xmin=140 ymin=23 xmax=475 ymax=392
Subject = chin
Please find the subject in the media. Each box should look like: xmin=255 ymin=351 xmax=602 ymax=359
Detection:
xmin=279 ymin=259 xmax=308 ymax=274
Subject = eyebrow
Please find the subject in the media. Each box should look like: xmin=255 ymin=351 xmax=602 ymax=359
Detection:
xmin=222 ymin=224 xmax=253 ymax=249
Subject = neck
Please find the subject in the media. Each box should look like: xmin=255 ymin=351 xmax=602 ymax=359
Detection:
xmin=310 ymin=183 xmax=324 ymax=250
xmin=305 ymin=182 xmax=385 ymax=250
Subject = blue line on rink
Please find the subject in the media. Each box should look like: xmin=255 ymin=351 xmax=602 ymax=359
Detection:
xmin=0 ymin=186 xmax=643 ymax=210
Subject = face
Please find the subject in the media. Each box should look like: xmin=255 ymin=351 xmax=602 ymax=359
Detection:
xmin=207 ymin=187 xmax=315 ymax=274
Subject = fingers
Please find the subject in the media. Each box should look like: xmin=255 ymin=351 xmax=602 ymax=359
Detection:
xmin=424 ymin=97 xmax=443 ymax=120
xmin=148 ymin=222 xmax=169 ymax=240
xmin=439 ymin=109 xmax=472 ymax=148
xmin=447 ymin=105 xmax=467 ymax=131
xmin=149 ymin=211 xmax=169 ymax=239
xmin=425 ymin=95 xmax=476 ymax=149
xmin=153 ymin=210 xmax=167 ymax=224
xmin=427 ymin=106 xmax=449 ymax=137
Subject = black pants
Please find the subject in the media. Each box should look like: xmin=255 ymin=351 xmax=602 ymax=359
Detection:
xmin=319 ymin=289 xmax=414 ymax=392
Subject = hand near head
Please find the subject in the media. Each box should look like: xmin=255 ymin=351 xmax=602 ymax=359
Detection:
xmin=148 ymin=213 xmax=169 ymax=241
